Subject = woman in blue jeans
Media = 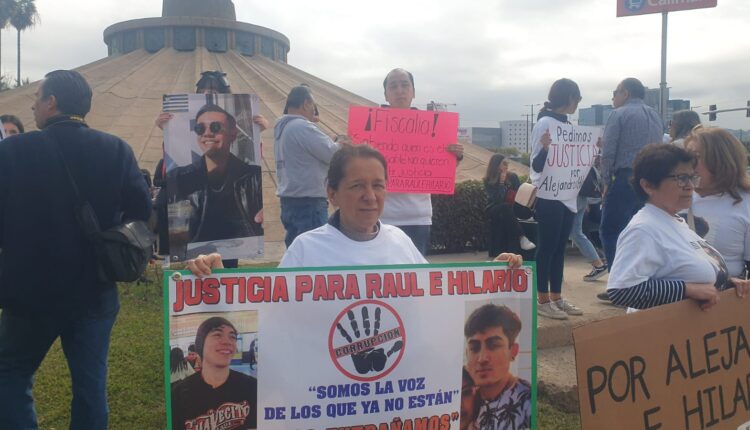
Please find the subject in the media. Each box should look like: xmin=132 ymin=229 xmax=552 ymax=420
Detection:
xmin=570 ymin=195 xmax=607 ymax=281
xmin=529 ymin=78 xmax=584 ymax=320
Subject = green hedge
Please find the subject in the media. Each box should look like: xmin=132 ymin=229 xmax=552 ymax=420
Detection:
xmin=430 ymin=180 xmax=489 ymax=254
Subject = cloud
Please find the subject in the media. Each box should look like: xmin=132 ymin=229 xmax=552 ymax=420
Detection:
xmin=5 ymin=0 xmax=747 ymax=130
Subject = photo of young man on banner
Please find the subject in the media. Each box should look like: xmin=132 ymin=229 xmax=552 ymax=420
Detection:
xmin=461 ymin=300 xmax=532 ymax=430
xmin=170 ymin=311 xmax=259 ymax=430
xmin=163 ymin=93 xmax=263 ymax=261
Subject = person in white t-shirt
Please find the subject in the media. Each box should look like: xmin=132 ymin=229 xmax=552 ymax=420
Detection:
xmin=187 ymin=144 xmax=523 ymax=274
xmin=378 ymin=68 xmax=464 ymax=256
xmin=529 ymin=78 xmax=584 ymax=320
xmin=686 ymin=128 xmax=750 ymax=279
xmin=606 ymin=144 xmax=750 ymax=312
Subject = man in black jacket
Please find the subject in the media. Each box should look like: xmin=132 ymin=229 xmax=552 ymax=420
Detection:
xmin=0 ymin=70 xmax=151 ymax=429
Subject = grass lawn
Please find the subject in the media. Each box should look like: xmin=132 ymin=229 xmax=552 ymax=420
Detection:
xmin=30 ymin=268 xmax=580 ymax=429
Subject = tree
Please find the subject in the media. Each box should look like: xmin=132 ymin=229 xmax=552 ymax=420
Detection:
xmin=494 ymin=147 xmax=520 ymax=156
xmin=0 ymin=0 xmax=14 ymax=77
xmin=9 ymin=0 xmax=39 ymax=87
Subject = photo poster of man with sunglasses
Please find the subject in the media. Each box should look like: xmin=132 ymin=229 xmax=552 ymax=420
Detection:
xmin=163 ymin=93 xmax=264 ymax=262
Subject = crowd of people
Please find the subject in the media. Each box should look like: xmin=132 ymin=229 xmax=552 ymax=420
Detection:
xmin=0 ymin=65 xmax=748 ymax=430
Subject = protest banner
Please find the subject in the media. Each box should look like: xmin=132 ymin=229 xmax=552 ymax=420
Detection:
xmin=348 ymin=106 xmax=459 ymax=194
xmin=163 ymin=93 xmax=263 ymax=262
xmin=574 ymin=290 xmax=750 ymax=430
xmin=534 ymin=124 xmax=602 ymax=202
xmin=165 ymin=262 xmax=537 ymax=429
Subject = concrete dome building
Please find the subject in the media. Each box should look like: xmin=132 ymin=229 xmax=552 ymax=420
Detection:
xmin=0 ymin=0 xmax=515 ymax=254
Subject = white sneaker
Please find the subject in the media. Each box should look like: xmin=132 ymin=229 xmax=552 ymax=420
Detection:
xmin=520 ymin=236 xmax=536 ymax=251
xmin=537 ymin=301 xmax=568 ymax=320
xmin=554 ymin=298 xmax=583 ymax=316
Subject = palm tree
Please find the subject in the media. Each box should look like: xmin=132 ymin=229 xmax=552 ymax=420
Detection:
xmin=0 ymin=0 xmax=14 ymax=79
xmin=9 ymin=0 xmax=38 ymax=87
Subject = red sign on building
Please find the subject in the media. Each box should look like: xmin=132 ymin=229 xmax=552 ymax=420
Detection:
xmin=617 ymin=0 xmax=717 ymax=17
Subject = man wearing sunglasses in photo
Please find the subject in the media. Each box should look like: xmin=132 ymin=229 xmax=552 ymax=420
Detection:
xmin=167 ymin=104 xmax=263 ymax=245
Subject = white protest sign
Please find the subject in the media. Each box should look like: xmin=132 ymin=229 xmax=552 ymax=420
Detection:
xmin=536 ymin=124 xmax=602 ymax=201
xmin=165 ymin=263 xmax=537 ymax=430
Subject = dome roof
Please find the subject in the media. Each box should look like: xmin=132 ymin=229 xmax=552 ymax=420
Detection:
xmin=0 ymin=1 xmax=520 ymax=254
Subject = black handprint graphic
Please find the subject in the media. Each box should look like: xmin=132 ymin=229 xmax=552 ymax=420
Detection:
xmin=335 ymin=306 xmax=402 ymax=375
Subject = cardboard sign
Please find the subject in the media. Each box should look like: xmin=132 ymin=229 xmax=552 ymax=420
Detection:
xmin=165 ymin=263 xmax=537 ymax=430
xmin=617 ymin=0 xmax=718 ymax=17
xmin=163 ymin=93 xmax=263 ymax=262
xmin=348 ymin=106 xmax=459 ymax=194
xmin=535 ymin=124 xmax=602 ymax=202
xmin=574 ymin=290 xmax=750 ymax=430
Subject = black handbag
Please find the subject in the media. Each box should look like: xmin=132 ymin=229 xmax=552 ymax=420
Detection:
xmin=46 ymin=131 xmax=155 ymax=283
xmin=578 ymin=167 xmax=601 ymax=198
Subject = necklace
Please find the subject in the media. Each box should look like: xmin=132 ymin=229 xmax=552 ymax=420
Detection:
xmin=340 ymin=222 xmax=380 ymax=242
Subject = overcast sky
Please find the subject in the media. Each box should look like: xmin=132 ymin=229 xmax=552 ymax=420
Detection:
xmin=5 ymin=0 xmax=750 ymax=130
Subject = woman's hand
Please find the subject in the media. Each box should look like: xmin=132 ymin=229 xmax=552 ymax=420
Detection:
xmin=447 ymin=143 xmax=464 ymax=159
xmin=729 ymin=277 xmax=750 ymax=299
xmin=494 ymin=253 xmax=523 ymax=269
xmin=685 ymin=282 xmax=720 ymax=310
xmin=253 ymin=115 xmax=269 ymax=131
xmin=155 ymin=112 xmax=173 ymax=130
xmin=541 ymin=129 xmax=551 ymax=151
xmin=187 ymin=253 xmax=224 ymax=277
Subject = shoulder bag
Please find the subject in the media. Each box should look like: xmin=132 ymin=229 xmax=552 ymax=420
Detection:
xmin=46 ymin=132 xmax=155 ymax=283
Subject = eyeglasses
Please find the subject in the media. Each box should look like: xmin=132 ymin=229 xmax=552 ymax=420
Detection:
xmin=665 ymin=174 xmax=700 ymax=187
xmin=194 ymin=121 xmax=225 ymax=135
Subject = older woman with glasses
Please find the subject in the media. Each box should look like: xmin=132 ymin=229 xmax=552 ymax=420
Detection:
xmin=686 ymin=128 xmax=750 ymax=279
xmin=605 ymin=144 xmax=749 ymax=312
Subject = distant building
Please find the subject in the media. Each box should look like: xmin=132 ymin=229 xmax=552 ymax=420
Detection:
xmin=644 ymin=88 xmax=665 ymax=111
xmin=499 ymin=120 xmax=529 ymax=152
xmin=578 ymin=104 xmax=613 ymax=126
xmin=465 ymin=127 xmax=502 ymax=151
xmin=643 ymin=88 xmax=692 ymax=125
xmin=581 ymin=91 xmax=690 ymax=128
xmin=667 ymin=99 xmax=691 ymax=124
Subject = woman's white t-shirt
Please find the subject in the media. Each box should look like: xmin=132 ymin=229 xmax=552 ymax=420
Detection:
xmin=692 ymin=191 xmax=750 ymax=278
xmin=608 ymin=204 xmax=729 ymax=312
xmin=279 ymin=223 xmax=428 ymax=268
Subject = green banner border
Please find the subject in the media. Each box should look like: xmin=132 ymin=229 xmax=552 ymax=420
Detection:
xmin=163 ymin=261 xmax=538 ymax=429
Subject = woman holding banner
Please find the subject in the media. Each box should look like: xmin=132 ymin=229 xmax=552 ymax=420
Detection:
xmin=529 ymin=78 xmax=584 ymax=320
xmin=606 ymin=144 xmax=749 ymax=311
xmin=483 ymin=153 xmax=535 ymax=258
xmin=187 ymin=144 xmax=523 ymax=273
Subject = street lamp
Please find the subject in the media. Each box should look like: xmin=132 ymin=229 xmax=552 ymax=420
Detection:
xmin=523 ymin=103 xmax=540 ymax=153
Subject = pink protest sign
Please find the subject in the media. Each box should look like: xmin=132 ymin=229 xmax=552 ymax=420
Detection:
xmin=347 ymin=106 xmax=459 ymax=194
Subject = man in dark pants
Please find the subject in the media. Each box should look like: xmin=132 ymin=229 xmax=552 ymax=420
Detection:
xmin=274 ymin=85 xmax=339 ymax=247
xmin=598 ymin=77 xmax=663 ymax=301
xmin=0 ymin=70 xmax=152 ymax=428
